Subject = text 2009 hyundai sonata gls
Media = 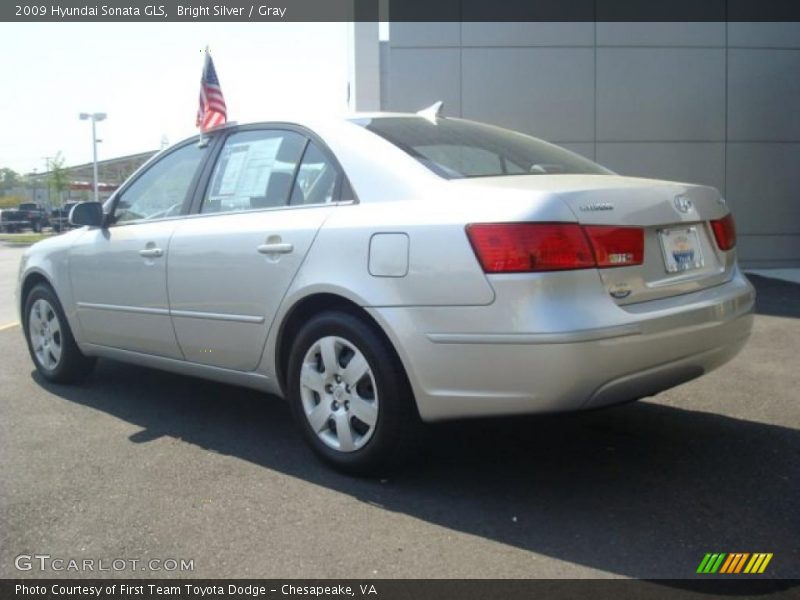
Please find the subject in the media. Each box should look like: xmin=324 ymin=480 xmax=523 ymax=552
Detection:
xmin=18 ymin=113 xmax=755 ymax=473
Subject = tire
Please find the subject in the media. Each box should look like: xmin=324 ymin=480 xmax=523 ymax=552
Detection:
xmin=23 ymin=283 xmax=96 ymax=383
xmin=287 ymin=311 xmax=422 ymax=476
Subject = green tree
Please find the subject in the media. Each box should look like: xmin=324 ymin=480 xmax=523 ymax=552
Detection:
xmin=0 ymin=167 xmax=21 ymax=196
xmin=47 ymin=153 xmax=70 ymax=207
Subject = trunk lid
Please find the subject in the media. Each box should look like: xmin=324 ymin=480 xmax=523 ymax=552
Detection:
xmin=452 ymin=174 xmax=735 ymax=304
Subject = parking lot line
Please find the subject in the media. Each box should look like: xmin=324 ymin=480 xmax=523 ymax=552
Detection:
xmin=0 ymin=321 xmax=19 ymax=331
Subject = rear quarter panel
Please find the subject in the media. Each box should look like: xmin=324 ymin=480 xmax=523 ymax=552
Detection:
xmin=256 ymin=183 xmax=582 ymax=382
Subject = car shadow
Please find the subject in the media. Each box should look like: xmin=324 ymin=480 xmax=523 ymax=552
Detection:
xmin=749 ymin=274 xmax=800 ymax=319
xmin=35 ymin=360 xmax=798 ymax=581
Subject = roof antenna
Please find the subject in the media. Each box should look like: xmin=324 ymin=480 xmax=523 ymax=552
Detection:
xmin=417 ymin=101 xmax=444 ymax=122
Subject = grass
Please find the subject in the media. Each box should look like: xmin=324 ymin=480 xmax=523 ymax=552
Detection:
xmin=0 ymin=232 xmax=53 ymax=246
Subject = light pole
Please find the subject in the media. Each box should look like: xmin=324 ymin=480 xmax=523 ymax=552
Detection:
xmin=79 ymin=112 xmax=107 ymax=203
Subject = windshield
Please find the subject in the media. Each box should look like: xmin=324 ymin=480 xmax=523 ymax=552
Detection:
xmin=356 ymin=116 xmax=610 ymax=179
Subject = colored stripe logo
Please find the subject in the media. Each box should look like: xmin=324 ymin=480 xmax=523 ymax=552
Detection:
xmin=697 ymin=553 xmax=773 ymax=574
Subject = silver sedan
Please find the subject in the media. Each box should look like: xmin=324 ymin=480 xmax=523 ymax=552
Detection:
xmin=17 ymin=112 xmax=755 ymax=473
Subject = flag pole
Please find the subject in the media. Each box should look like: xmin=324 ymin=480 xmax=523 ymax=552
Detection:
xmin=198 ymin=45 xmax=209 ymax=147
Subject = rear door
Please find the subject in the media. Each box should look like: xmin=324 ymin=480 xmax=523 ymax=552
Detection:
xmin=166 ymin=127 xmax=344 ymax=371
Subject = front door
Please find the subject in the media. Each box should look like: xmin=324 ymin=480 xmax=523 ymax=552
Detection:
xmin=69 ymin=141 xmax=208 ymax=358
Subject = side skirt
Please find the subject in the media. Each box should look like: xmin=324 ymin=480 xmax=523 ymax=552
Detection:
xmin=80 ymin=343 xmax=282 ymax=397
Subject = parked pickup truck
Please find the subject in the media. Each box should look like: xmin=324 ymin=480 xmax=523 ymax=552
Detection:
xmin=0 ymin=203 xmax=49 ymax=233
xmin=50 ymin=202 xmax=79 ymax=233
xmin=16 ymin=202 xmax=49 ymax=232
xmin=0 ymin=208 xmax=31 ymax=233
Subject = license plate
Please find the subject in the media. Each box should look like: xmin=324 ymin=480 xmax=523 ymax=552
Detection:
xmin=659 ymin=226 xmax=704 ymax=273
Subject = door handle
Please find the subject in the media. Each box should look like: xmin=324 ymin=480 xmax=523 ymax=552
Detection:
xmin=139 ymin=247 xmax=164 ymax=258
xmin=257 ymin=242 xmax=293 ymax=255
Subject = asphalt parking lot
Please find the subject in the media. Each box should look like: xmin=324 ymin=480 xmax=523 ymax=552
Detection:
xmin=0 ymin=242 xmax=797 ymax=579
xmin=0 ymin=245 xmax=24 ymax=326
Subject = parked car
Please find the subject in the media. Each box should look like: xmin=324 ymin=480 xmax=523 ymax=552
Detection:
xmin=0 ymin=208 xmax=30 ymax=233
xmin=16 ymin=202 xmax=49 ymax=232
xmin=0 ymin=203 xmax=49 ymax=233
xmin=50 ymin=202 xmax=79 ymax=233
xmin=17 ymin=112 xmax=755 ymax=474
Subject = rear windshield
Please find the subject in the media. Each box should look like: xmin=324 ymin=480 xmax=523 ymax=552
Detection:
xmin=355 ymin=117 xmax=610 ymax=179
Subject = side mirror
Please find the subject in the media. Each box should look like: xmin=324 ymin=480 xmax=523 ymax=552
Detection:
xmin=69 ymin=202 xmax=104 ymax=228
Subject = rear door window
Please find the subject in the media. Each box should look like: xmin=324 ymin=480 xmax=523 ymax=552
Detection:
xmin=200 ymin=130 xmax=307 ymax=214
xmin=289 ymin=141 xmax=341 ymax=205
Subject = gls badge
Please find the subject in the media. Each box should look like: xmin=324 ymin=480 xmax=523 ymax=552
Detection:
xmin=674 ymin=194 xmax=693 ymax=213
xmin=579 ymin=202 xmax=614 ymax=212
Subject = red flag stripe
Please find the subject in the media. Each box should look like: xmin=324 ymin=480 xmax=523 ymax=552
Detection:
xmin=196 ymin=53 xmax=227 ymax=131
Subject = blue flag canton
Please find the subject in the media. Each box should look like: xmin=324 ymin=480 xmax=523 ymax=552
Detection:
xmin=204 ymin=57 xmax=221 ymax=86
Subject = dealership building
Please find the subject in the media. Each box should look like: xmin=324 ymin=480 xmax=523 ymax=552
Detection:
xmin=28 ymin=150 xmax=157 ymax=206
xmin=350 ymin=21 xmax=800 ymax=268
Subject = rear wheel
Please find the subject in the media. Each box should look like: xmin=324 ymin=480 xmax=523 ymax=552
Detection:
xmin=287 ymin=311 xmax=421 ymax=475
xmin=23 ymin=283 xmax=96 ymax=383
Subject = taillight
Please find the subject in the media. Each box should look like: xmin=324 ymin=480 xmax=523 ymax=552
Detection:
xmin=711 ymin=214 xmax=736 ymax=251
xmin=465 ymin=223 xmax=595 ymax=273
xmin=466 ymin=223 xmax=644 ymax=273
xmin=583 ymin=226 xmax=644 ymax=268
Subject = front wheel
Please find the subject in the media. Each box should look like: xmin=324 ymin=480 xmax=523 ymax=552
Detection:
xmin=287 ymin=311 xmax=422 ymax=475
xmin=23 ymin=283 xmax=96 ymax=383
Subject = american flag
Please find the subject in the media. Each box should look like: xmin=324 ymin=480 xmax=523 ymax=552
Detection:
xmin=196 ymin=51 xmax=227 ymax=131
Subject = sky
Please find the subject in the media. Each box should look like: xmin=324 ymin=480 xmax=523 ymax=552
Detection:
xmin=0 ymin=23 xmax=351 ymax=175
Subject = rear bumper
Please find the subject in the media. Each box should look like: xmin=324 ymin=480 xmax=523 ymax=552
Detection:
xmin=368 ymin=268 xmax=755 ymax=422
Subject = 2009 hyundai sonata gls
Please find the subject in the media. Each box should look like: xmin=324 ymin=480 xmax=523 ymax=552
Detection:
xmin=18 ymin=113 xmax=755 ymax=473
